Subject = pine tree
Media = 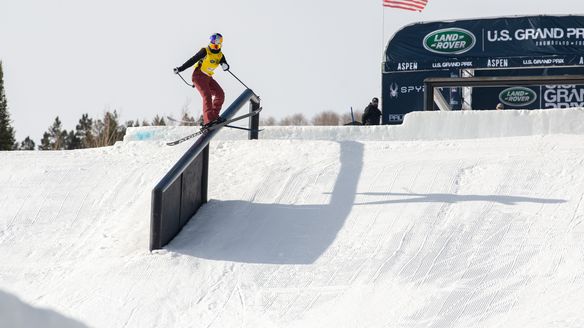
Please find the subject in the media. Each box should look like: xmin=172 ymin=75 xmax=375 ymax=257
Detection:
xmin=180 ymin=112 xmax=196 ymax=126
xmin=39 ymin=116 xmax=66 ymax=150
xmin=75 ymin=113 xmax=94 ymax=148
xmin=39 ymin=132 xmax=51 ymax=150
xmin=0 ymin=61 xmax=16 ymax=150
xmin=64 ymin=130 xmax=81 ymax=149
xmin=125 ymin=119 xmax=140 ymax=128
xmin=19 ymin=136 xmax=36 ymax=150
xmin=152 ymin=115 xmax=166 ymax=126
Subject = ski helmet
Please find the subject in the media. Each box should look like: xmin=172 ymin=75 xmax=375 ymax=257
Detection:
xmin=209 ymin=33 xmax=223 ymax=50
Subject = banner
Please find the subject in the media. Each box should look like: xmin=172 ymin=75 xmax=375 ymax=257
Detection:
xmin=471 ymin=67 xmax=584 ymax=110
xmin=382 ymin=15 xmax=584 ymax=123
xmin=382 ymin=70 xmax=459 ymax=124
xmin=384 ymin=15 xmax=584 ymax=72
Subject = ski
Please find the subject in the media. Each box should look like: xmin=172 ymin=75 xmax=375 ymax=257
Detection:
xmin=224 ymin=124 xmax=263 ymax=133
xmin=166 ymin=107 xmax=262 ymax=146
xmin=166 ymin=116 xmax=201 ymax=126
xmin=165 ymin=128 xmax=208 ymax=146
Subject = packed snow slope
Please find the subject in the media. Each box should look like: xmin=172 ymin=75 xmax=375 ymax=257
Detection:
xmin=2 ymin=108 xmax=584 ymax=327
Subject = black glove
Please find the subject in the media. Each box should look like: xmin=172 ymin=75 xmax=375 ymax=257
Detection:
xmin=173 ymin=67 xmax=180 ymax=74
xmin=221 ymin=63 xmax=229 ymax=71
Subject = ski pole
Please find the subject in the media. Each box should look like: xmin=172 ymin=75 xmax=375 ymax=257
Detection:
xmin=177 ymin=72 xmax=195 ymax=88
xmin=227 ymin=70 xmax=258 ymax=97
xmin=227 ymin=70 xmax=250 ymax=89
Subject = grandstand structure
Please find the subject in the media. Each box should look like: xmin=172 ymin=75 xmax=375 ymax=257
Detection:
xmin=382 ymin=15 xmax=584 ymax=123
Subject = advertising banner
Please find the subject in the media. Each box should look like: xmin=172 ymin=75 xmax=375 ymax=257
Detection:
xmin=385 ymin=15 xmax=584 ymax=72
xmin=382 ymin=15 xmax=584 ymax=123
xmin=471 ymin=67 xmax=584 ymax=110
xmin=382 ymin=70 xmax=459 ymax=124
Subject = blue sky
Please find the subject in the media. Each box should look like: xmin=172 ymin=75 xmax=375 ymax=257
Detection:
xmin=1 ymin=0 xmax=580 ymax=141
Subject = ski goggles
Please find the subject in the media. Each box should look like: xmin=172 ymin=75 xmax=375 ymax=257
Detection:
xmin=209 ymin=34 xmax=223 ymax=50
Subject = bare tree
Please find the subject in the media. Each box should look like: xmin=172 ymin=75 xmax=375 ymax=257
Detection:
xmin=259 ymin=116 xmax=277 ymax=126
xmin=341 ymin=111 xmax=363 ymax=125
xmin=93 ymin=110 xmax=124 ymax=147
xmin=280 ymin=113 xmax=308 ymax=126
xmin=311 ymin=111 xmax=341 ymax=126
xmin=340 ymin=113 xmax=353 ymax=124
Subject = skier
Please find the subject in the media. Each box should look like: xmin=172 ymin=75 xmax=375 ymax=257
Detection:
xmin=173 ymin=33 xmax=230 ymax=127
xmin=362 ymin=97 xmax=382 ymax=125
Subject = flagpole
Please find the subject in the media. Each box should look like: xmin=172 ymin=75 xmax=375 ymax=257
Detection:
xmin=381 ymin=2 xmax=386 ymax=122
xmin=381 ymin=3 xmax=385 ymax=63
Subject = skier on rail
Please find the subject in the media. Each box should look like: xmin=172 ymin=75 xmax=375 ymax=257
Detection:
xmin=173 ymin=33 xmax=230 ymax=128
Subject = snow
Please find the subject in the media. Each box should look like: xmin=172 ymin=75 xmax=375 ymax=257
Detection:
xmin=0 ymin=290 xmax=87 ymax=328
xmin=126 ymin=107 xmax=584 ymax=142
xmin=2 ymin=108 xmax=584 ymax=327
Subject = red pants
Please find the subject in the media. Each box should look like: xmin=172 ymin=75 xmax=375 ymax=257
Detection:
xmin=192 ymin=69 xmax=225 ymax=124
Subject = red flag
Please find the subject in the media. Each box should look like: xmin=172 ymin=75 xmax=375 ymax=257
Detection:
xmin=383 ymin=0 xmax=428 ymax=12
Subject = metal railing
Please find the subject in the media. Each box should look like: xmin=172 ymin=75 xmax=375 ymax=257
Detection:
xmin=150 ymin=89 xmax=260 ymax=251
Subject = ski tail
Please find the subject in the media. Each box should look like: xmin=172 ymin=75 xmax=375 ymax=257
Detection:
xmin=214 ymin=107 xmax=262 ymax=127
xmin=166 ymin=116 xmax=202 ymax=126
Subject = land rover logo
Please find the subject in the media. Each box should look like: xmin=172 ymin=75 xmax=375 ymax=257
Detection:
xmin=499 ymin=87 xmax=537 ymax=107
xmin=423 ymin=28 xmax=476 ymax=54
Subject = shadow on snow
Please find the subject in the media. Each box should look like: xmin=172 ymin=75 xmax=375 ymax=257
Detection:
xmin=168 ymin=141 xmax=364 ymax=264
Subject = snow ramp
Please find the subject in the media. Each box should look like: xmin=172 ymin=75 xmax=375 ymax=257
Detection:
xmin=1 ymin=108 xmax=584 ymax=327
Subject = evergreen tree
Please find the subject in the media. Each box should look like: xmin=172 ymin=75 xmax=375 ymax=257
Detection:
xmin=180 ymin=112 xmax=196 ymax=126
xmin=39 ymin=116 xmax=66 ymax=150
xmin=75 ymin=113 xmax=94 ymax=148
xmin=125 ymin=119 xmax=140 ymax=128
xmin=64 ymin=130 xmax=81 ymax=149
xmin=152 ymin=115 xmax=166 ymax=126
xmin=0 ymin=61 xmax=16 ymax=150
xmin=19 ymin=136 xmax=35 ymax=150
xmin=39 ymin=132 xmax=51 ymax=150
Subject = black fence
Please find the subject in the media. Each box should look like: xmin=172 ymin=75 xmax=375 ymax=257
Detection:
xmin=150 ymin=89 xmax=260 ymax=251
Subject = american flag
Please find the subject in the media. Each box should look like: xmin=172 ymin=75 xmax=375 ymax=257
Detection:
xmin=383 ymin=0 xmax=428 ymax=12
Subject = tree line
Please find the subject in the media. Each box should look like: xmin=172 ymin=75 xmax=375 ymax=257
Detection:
xmin=0 ymin=61 xmax=362 ymax=151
